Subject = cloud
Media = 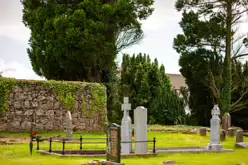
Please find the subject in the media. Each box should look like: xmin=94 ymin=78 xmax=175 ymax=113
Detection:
xmin=0 ymin=58 xmax=45 ymax=80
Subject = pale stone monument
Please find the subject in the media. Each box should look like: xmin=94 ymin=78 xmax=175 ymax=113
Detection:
xmin=206 ymin=105 xmax=223 ymax=151
xmin=222 ymin=113 xmax=231 ymax=131
xmin=134 ymin=106 xmax=148 ymax=154
xmin=65 ymin=111 xmax=73 ymax=140
xmin=121 ymin=97 xmax=132 ymax=154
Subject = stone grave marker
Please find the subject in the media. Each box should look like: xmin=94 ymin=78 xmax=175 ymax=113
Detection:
xmin=106 ymin=123 xmax=121 ymax=163
xmin=206 ymin=105 xmax=223 ymax=151
xmin=121 ymin=97 xmax=132 ymax=154
xmin=222 ymin=113 xmax=231 ymax=132
xmin=236 ymin=130 xmax=244 ymax=143
xmin=199 ymin=127 xmax=206 ymax=136
xmin=236 ymin=142 xmax=248 ymax=148
xmin=134 ymin=106 xmax=148 ymax=154
xmin=227 ymin=127 xmax=235 ymax=137
xmin=65 ymin=111 xmax=73 ymax=140
xmin=220 ymin=130 xmax=226 ymax=141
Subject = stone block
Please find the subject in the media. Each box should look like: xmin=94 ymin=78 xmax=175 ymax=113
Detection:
xmin=199 ymin=127 xmax=207 ymax=136
xmin=228 ymin=128 xmax=235 ymax=137
xmin=220 ymin=130 xmax=226 ymax=141
xmin=21 ymin=121 xmax=31 ymax=130
xmin=24 ymin=110 xmax=34 ymax=116
xmin=14 ymin=102 xmax=22 ymax=109
xmin=236 ymin=130 xmax=243 ymax=143
xmin=11 ymin=121 xmax=20 ymax=129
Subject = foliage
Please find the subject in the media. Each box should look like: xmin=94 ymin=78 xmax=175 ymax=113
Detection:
xmin=0 ymin=78 xmax=17 ymax=114
xmin=21 ymin=0 xmax=154 ymax=82
xmin=174 ymin=0 xmax=248 ymax=115
xmin=119 ymin=53 xmax=185 ymax=125
xmin=0 ymin=78 xmax=107 ymax=120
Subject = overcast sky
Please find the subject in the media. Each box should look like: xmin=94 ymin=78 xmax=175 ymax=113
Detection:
xmin=0 ymin=0 xmax=247 ymax=80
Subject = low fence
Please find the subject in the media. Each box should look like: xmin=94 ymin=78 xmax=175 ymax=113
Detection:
xmin=29 ymin=136 xmax=157 ymax=155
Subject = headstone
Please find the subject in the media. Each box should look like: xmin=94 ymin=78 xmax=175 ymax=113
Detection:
xmin=134 ymin=106 xmax=148 ymax=154
xmin=106 ymin=123 xmax=121 ymax=163
xmin=227 ymin=127 xmax=235 ymax=137
xmin=199 ymin=127 xmax=206 ymax=136
xmin=121 ymin=97 xmax=132 ymax=154
xmin=206 ymin=105 xmax=223 ymax=151
xmin=220 ymin=130 xmax=226 ymax=141
xmin=222 ymin=113 xmax=231 ymax=131
xmin=236 ymin=130 xmax=244 ymax=143
xmin=65 ymin=111 xmax=73 ymax=140
xmin=236 ymin=142 xmax=248 ymax=148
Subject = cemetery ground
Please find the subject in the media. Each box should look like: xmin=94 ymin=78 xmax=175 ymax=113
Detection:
xmin=0 ymin=126 xmax=248 ymax=165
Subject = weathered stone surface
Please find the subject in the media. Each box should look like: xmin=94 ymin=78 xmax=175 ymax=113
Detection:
xmin=199 ymin=127 xmax=207 ymax=136
xmin=206 ymin=105 xmax=223 ymax=151
xmin=134 ymin=106 xmax=148 ymax=154
xmin=220 ymin=130 xmax=226 ymax=141
xmin=35 ymin=109 xmax=44 ymax=116
xmin=236 ymin=130 xmax=244 ymax=143
xmin=222 ymin=113 xmax=231 ymax=131
xmin=14 ymin=102 xmax=22 ymax=109
xmin=163 ymin=160 xmax=176 ymax=165
xmin=24 ymin=100 xmax=30 ymax=108
xmin=228 ymin=128 xmax=235 ymax=137
xmin=21 ymin=121 xmax=31 ymax=129
xmin=15 ymin=111 xmax=23 ymax=116
xmin=236 ymin=142 xmax=248 ymax=148
xmin=0 ymin=81 xmax=107 ymax=132
xmin=11 ymin=121 xmax=20 ymax=129
xmin=24 ymin=110 xmax=33 ymax=116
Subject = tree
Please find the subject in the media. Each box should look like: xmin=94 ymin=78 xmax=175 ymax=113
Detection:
xmin=21 ymin=0 xmax=154 ymax=82
xmin=175 ymin=0 xmax=248 ymax=113
xmin=119 ymin=53 xmax=184 ymax=125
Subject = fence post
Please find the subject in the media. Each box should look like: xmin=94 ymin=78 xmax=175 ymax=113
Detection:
xmin=49 ymin=137 xmax=52 ymax=153
xmin=37 ymin=137 xmax=40 ymax=150
xmin=153 ymin=137 xmax=156 ymax=154
xmin=62 ymin=139 xmax=65 ymax=155
xmin=80 ymin=136 xmax=82 ymax=150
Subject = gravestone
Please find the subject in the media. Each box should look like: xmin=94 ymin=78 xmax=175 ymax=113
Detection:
xmin=199 ymin=127 xmax=207 ymax=136
xmin=134 ymin=106 xmax=148 ymax=154
xmin=106 ymin=123 xmax=121 ymax=163
xmin=236 ymin=130 xmax=244 ymax=143
xmin=65 ymin=111 xmax=73 ymax=140
xmin=227 ymin=127 xmax=235 ymax=137
xmin=222 ymin=113 xmax=231 ymax=131
xmin=220 ymin=130 xmax=226 ymax=141
xmin=206 ymin=105 xmax=223 ymax=151
xmin=121 ymin=97 xmax=132 ymax=154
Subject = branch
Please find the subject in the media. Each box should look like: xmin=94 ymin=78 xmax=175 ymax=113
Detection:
xmin=231 ymin=88 xmax=248 ymax=108
xmin=232 ymin=53 xmax=248 ymax=60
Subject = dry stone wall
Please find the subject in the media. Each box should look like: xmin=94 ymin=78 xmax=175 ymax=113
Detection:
xmin=0 ymin=78 xmax=108 ymax=132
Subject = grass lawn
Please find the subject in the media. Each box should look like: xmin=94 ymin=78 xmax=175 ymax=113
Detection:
xmin=0 ymin=131 xmax=248 ymax=165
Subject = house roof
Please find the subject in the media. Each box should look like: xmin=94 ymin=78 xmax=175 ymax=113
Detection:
xmin=167 ymin=74 xmax=187 ymax=90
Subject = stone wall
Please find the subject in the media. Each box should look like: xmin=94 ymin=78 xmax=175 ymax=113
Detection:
xmin=0 ymin=78 xmax=108 ymax=132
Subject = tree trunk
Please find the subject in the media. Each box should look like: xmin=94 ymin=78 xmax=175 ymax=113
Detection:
xmin=221 ymin=1 xmax=232 ymax=114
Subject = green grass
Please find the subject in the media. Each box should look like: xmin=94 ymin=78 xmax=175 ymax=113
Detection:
xmin=0 ymin=131 xmax=248 ymax=165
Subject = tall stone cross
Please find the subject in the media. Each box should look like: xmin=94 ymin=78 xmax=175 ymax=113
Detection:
xmin=122 ymin=97 xmax=131 ymax=116
xmin=207 ymin=104 xmax=223 ymax=151
xmin=121 ymin=97 xmax=132 ymax=154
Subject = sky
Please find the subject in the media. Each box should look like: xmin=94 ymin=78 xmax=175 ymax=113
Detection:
xmin=0 ymin=0 xmax=247 ymax=80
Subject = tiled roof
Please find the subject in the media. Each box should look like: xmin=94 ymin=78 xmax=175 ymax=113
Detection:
xmin=167 ymin=74 xmax=187 ymax=90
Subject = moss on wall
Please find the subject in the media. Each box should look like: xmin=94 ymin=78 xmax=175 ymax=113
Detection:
xmin=0 ymin=78 xmax=107 ymax=121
